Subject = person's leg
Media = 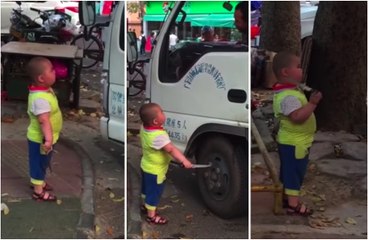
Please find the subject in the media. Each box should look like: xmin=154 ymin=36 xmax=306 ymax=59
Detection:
xmin=278 ymin=144 xmax=287 ymax=206
xmin=28 ymin=140 xmax=56 ymax=201
xmin=143 ymin=172 xmax=167 ymax=224
xmin=280 ymin=144 xmax=312 ymax=215
xmin=278 ymin=144 xmax=301 ymax=206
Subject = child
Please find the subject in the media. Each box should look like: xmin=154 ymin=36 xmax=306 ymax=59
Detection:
xmin=272 ymin=52 xmax=322 ymax=216
xmin=139 ymin=103 xmax=192 ymax=224
xmin=26 ymin=57 xmax=63 ymax=201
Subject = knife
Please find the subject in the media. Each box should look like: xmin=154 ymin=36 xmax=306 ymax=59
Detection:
xmin=171 ymin=162 xmax=212 ymax=169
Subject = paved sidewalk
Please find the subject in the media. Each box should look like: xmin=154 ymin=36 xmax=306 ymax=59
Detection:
xmin=1 ymin=125 xmax=84 ymax=238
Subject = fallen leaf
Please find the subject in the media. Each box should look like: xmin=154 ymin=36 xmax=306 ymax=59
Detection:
xmin=109 ymin=192 xmax=115 ymax=199
xmin=1 ymin=203 xmax=9 ymax=215
xmin=171 ymin=199 xmax=180 ymax=203
xmin=56 ymin=199 xmax=62 ymax=205
xmin=319 ymin=194 xmax=326 ymax=201
xmin=311 ymin=196 xmax=322 ymax=203
xmin=158 ymin=205 xmax=172 ymax=210
xmin=185 ymin=214 xmax=193 ymax=222
xmin=78 ymin=109 xmax=85 ymax=116
xmin=110 ymin=148 xmax=115 ymax=152
xmin=29 ymin=227 xmax=34 ymax=232
xmin=106 ymin=226 xmax=113 ymax=236
xmin=345 ymin=217 xmax=357 ymax=225
xmin=90 ymin=113 xmax=97 ymax=117
xmin=108 ymin=178 xmax=119 ymax=181
xmin=300 ymin=189 xmax=306 ymax=196
xmin=2 ymin=116 xmax=15 ymax=123
xmin=95 ymin=225 xmax=100 ymax=234
xmin=151 ymin=231 xmax=160 ymax=239
xmin=142 ymin=231 xmax=149 ymax=239
xmin=170 ymin=195 xmax=178 ymax=199
xmin=112 ymin=197 xmax=124 ymax=202
xmin=317 ymin=207 xmax=325 ymax=212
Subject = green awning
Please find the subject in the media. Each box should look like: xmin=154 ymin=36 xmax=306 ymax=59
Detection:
xmin=190 ymin=14 xmax=235 ymax=28
xmin=144 ymin=14 xmax=208 ymax=22
xmin=144 ymin=13 xmax=235 ymax=28
xmin=143 ymin=14 xmax=171 ymax=22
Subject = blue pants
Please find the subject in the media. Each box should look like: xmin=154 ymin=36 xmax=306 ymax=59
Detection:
xmin=141 ymin=170 xmax=165 ymax=210
xmin=28 ymin=140 xmax=53 ymax=184
xmin=278 ymin=144 xmax=309 ymax=196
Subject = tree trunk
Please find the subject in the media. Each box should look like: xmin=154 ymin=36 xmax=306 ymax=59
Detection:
xmin=307 ymin=2 xmax=367 ymax=132
xmin=260 ymin=1 xmax=301 ymax=55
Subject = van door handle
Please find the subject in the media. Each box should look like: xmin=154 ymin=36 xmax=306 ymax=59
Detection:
xmin=227 ymin=89 xmax=247 ymax=103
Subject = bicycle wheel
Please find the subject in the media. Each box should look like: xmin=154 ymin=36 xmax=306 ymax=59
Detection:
xmin=71 ymin=34 xmax=103 ymax=69
xmin=127 ymin=67 xmax=146 ymax=97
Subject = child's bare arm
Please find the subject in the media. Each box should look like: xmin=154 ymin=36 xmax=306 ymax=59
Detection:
xmin=162 ymin=143 xmax=193 ymax=168
xmin=37 ymin=112 xmax=53 ymax=152
xmin=289 ymin=91 xmax=322 ymax=123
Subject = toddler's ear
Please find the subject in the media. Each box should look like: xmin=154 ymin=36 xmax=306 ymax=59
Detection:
xmin=152 ymin=118 xmax=158 ymax=125
xmin=280 ymin=68 xmax=288 ymax=77
xmin=37 ymin=75 xmax=45 ymax=84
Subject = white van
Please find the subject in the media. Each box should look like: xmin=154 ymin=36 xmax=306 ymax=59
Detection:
xmin=147 ymin=1 xmax=248 ymax=219
xmin=79 ymin=1 xmax=125 ymax=143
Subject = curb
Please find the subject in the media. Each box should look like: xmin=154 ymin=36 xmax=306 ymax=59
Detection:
xmin=58 ymin=137 xmax=95 ymax=239
xmin=127 ymin=162 xmax=142 ymax=239
xmin=251 ymin=223 xmax=365 ymax=238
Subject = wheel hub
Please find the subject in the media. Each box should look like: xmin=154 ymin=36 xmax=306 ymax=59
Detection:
xmin=203 ymin=155 xmax=230 ymax=200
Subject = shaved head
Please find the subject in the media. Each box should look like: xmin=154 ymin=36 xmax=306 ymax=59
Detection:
xmin=26 ymin=57 xmax=51 ymax=82
xmin=139 ymin=103 xmax=161 ymax=126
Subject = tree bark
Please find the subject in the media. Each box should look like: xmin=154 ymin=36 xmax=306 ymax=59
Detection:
xmin=260 ymin=1 xmax=301 ymax=55
xmin=307 ymin=2 xmax=367 ymax=131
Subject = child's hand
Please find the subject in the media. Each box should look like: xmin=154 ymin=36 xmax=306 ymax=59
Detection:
xmin=309 ymin=91 xmax=322 ymax=105
xmin=42 ymin=141 xmax=53 ymax=154
xmin=181 ymin=160 xmax=193 ymax=169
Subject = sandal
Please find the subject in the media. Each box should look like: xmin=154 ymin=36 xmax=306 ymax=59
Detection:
xmin=30 ymin=182 xmax=53 ymax=191
xmin=32 ymin=191 xmax=57 ymax=202
xmin=146 ymin=214 xmax=168 ymax=225
xmin=140 ymin=205 xmax=159 ymax=214
xmin=287 ymin=202 xmax=313 ymax=216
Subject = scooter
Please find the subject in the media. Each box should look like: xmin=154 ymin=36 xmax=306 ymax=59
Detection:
xmin=9 ymin=2 xmax=75 ymax=44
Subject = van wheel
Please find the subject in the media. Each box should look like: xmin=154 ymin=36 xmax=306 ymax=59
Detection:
xmin=197 ymin=136 xmax=247 ymax=218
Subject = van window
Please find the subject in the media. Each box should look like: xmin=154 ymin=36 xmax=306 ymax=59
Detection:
xmin=158 ymin=6 xmax=246 ymax=83
xmin=119 ymin=6 xmax=125 ymax=51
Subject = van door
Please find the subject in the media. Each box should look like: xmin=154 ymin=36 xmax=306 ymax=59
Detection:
xmin=100 ymin=2 xmax=125 ymax=143
xmin=149 ymin=2 xmax=248 ymax=151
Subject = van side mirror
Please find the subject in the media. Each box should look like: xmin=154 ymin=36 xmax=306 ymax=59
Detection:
xmin=127 ymin=32 xmax=138 ymax=63
xmin=79 ymin=1 xmax=96 ymax=26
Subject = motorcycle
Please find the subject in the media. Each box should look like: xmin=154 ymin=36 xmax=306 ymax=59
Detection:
xmin=9 ymin=3 xmax=75 ymax=44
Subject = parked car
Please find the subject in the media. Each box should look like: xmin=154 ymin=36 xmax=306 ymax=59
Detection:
xmin=1 ymin=1 xmax=80 ymax=37
xmin=250 ymin=1 xmax=318 ymax=46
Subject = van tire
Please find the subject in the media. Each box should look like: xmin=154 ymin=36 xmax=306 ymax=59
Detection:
xmin=197 ymin=136 xmax=246 ymax=218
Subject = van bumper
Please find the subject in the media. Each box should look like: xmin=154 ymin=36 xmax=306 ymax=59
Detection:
xmin=100 ymin=117 xmax=108 ymax=140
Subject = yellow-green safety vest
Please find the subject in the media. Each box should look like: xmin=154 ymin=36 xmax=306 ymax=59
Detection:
xmin=27 ymin=89 xmax=63 ymax=144
xmin=273 ymin=89 xmax=316 ymax=159
xmin=140 ymin=127 xmax=172 ymax=184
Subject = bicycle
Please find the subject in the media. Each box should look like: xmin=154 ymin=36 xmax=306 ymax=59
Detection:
xmin=71 ymin=22 xmax=108 ymax=69
xmin=127 ymin=59 xmax=149 ymax=97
